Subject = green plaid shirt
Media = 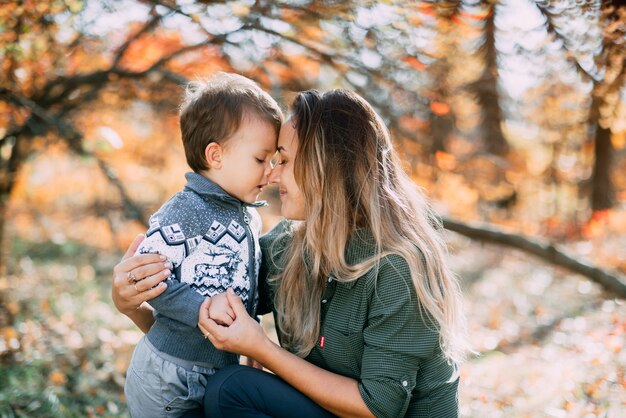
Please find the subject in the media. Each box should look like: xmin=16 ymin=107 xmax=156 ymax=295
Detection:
xmin=257 ymin=221 xmax=459 ymax=418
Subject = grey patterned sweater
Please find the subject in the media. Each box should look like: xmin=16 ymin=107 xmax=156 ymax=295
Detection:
xmin=136 ymin=172 xmax=263 ymax=367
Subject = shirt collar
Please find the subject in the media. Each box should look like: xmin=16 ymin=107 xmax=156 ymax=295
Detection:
xmin=338 ymin=228 xmax=377 ymax=289
xmin=337 ymin=276 xmax=357 ymax=289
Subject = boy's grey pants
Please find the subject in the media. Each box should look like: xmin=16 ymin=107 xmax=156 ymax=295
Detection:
xmin=124 ymin=336 xmax=216 ymax=418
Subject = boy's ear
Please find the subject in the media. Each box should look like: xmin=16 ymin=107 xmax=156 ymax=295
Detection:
xmin=204 ymin=142 xmax=223 ymax=169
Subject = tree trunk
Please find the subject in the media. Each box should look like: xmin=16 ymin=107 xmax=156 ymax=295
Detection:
xmin=590 ymin=122 xmax=615 ymax=211
xmin=475 ymin=4 xmax=509 ymax=155
xmin=588 ymin=0 xmax=622 ymax=212
xmin=0 ymin=194 xmax=6 ymax=277
xmin=0 ymin=198 xmax=15 ymax=364
xmin=430 ymin=111 xmax=453 ymax=153
xmin=0 ymin=123 xmax=37 ymax=273
xmin=0 ymin=172 xmax=16 ymax=363
xmin=0 ymin=118 xmax=35 ymax=364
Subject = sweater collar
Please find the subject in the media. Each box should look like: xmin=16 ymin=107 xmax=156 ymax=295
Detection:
xmin=184 ymin=172 xmax=267 ymax=207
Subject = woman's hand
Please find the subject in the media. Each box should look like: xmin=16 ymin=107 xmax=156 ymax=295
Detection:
xmin=111 ymin=234 xmax=170 ymax=316
xmin=244 ymin=356 xmax=264 ymax=369
xmin=199 ymin=289 xmax=268 ymax=359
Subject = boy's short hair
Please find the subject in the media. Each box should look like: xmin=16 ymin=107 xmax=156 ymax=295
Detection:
xmin=179 ymin=72 xmax=283 ymax=173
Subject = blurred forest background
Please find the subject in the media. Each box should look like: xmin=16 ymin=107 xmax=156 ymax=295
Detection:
xmin=0 ymin=0 xmax=625 ymax=417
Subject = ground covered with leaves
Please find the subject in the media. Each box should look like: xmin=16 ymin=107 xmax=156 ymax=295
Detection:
xmin=0 ymin=233 xmax=624 ymax=417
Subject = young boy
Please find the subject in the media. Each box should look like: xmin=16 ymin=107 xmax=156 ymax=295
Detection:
xmin=124 ymin=72 xmax=282 ymax=417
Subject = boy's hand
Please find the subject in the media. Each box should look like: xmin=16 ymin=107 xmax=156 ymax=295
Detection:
xmin=199 ymin=289 xmax=268 ymax=359
xmin=205 ymin=293 xmax=236 ymax=326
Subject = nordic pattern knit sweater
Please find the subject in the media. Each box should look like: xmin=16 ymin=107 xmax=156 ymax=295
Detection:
xmin=137 ymin=172 xmax=263 ymax=367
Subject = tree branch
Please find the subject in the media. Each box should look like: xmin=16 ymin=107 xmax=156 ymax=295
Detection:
xmin=0 ymin=87 xmax=147 ymax=224
xmin=116 ymin=40 xmax=213 ymax=77
xmin=534 ymin=3 xmax=597 ymax=82
xmin=442 ymin=217 xmax=626 ymax=298
xmin=112 ymin=8 xmax=161 ymax=67
xmin=39 ymin=31 xmax=220 ymax=107
xmin=156 ymin=68 xmax=189 ymax=85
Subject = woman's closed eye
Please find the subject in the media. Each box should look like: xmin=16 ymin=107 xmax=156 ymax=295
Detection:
xmin=270 ymin=158 xmax=286 ymax=169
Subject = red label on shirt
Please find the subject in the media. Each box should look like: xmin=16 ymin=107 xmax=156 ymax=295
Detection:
xmin=320 ymin=335 xmax=325 ymax=348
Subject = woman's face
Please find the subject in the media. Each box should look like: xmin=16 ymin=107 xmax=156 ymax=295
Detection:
xmin=270 ymin=119 xmax=306 ymax=220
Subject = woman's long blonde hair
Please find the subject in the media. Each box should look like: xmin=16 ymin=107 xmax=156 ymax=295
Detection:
xmin=272 ymin=89 xmax=468 ymax=364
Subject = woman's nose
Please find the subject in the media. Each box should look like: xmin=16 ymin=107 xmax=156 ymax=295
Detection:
xmin=268 ymin=165 xmax=281 ymax=184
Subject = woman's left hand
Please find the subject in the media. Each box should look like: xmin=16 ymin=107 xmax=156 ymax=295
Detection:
xmin=199 ymin=288 xmax=268 ymax=359
xmin=112 ymin=235 xmax=170 ymax=314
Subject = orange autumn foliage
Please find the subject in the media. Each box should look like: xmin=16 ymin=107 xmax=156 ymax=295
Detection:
xmin=430 ymin=101 xmax=450 ymax=115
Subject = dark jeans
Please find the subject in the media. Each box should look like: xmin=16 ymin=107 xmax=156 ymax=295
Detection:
xmin=181 ymin=365 xmax=336 ymax=418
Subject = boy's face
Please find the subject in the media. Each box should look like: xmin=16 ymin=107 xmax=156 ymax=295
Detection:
xmin=214 ymin=115 xmax=277 ymax=203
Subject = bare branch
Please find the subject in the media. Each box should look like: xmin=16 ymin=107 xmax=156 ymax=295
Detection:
xmin=145 ymin=0 xmax=192 ymax=18
xmin=248 ymin=22 xmax=415 ymax=99
xmin=442 ymin=217 xmax=626 ymax=298
xmin=0 ymin=87 xmax=147 ymax=224
xmin=534 ymin=2 xmax=597 ymax=82
xmin=122 ymin=41 xmax=213 ymax=76
xmin=38 ymin=38 xmax=218 ymax=108
xmin=95 ymin=159 xmax=147 ymax=224
xmin=144 ymin=1 xmax=409 ymax=97
xmin=156 ymin=68 xmax=189 ymax=85
xmin=144 ymin=0 xmax=234 ymax=41
xmin=112 ymin=8 xmax=162 ymax=67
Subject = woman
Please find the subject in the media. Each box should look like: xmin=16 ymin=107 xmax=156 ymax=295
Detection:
xmin=113 ymin=89 xmax=468 ymax=418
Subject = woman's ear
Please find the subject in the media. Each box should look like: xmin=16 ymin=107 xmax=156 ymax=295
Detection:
xmin=204 ymin=142 xmax=223 ymax=169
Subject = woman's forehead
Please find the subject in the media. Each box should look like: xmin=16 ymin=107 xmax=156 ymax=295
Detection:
xmin=278 ymin=122 xmax=298 ymax=151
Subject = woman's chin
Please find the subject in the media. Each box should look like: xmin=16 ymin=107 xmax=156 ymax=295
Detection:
xmin=278 ymin=201 xmax=305 ymax=221
xmin=281 ymin=211 xmax=305 ymax=221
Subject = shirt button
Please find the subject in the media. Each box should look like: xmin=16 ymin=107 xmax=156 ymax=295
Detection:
xmin=165 ymin=406 xmax=172 ymax=411
xmin=402 ymin=380 xmax=408 ymax=387
xmin=327 ymin=277 xmax=333 ymax=283
xmin=321 ymin=299 xmax=327 ymax=304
